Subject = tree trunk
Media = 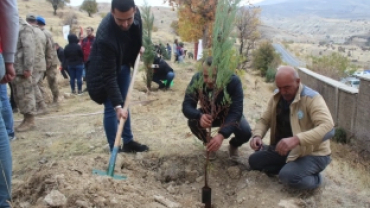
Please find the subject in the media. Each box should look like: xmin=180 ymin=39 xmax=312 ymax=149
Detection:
xmin=202 ymin=24 xmax=209 ymax=49
xmin=239 ymin=39 xmax=244 ymax=55
xmin=88 ymin=13 xmax=91 ymax=17
xmin=194 ymin=42 xmax=198 ymax=60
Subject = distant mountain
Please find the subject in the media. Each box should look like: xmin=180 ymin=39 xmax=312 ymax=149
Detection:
xmin=255 ymin=0 xmax=370 ymax=19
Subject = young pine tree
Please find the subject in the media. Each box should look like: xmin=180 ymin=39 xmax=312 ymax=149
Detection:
xmin=141 ymin=1 xmax=156 ymax=89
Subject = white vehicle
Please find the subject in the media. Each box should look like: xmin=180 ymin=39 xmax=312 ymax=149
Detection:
xmin=341 ymin=77 xmax=360 ymax=89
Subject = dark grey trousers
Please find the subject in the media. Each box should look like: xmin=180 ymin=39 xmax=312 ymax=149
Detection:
xmin=249 ymin=145 xmax=331 ymax=190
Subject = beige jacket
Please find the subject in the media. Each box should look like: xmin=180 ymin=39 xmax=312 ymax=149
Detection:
xmin=253 ymin=84 xmax=335 ymax=162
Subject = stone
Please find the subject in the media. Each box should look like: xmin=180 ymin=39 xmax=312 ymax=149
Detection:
xmin=19 ymin=202 xmax=31 ymax=208
xmin=39 ymin=157 xmax=48 ymax=164
xmin=196 ymin=176 xmax=204 ymax=183
xmin=44 ymin=190 xmax=67 ymax=207
xmin=185 ymin=170 xmax=198 ymax=183
xmin=166 ymin=184 xmax=177 ymax=194
xmin=63 ymin=93 xmax=71 ymax=99
xmin=75 ymin=200 xmax=90 ymax=208
xmin=227 ymin=166 xmax=241 ymax=179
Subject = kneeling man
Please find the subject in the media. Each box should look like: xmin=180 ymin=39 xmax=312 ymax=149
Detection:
xmin=249 ymin=66 xmax=334 ymax=190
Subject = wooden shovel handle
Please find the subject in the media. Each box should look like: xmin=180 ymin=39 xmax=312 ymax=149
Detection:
xmin=113 ymin=54 xmax=141 ymax=148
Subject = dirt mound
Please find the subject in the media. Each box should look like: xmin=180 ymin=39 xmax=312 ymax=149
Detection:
xmin=13 ymin=151 xmax=364 ymax=208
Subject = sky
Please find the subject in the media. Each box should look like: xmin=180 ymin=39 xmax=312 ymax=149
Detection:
xmin=69 ymin=0 xmax=265 ymax=7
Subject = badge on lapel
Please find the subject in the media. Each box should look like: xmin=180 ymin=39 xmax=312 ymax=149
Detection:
xmin=297 ymin=110 xmax=304 ymax=120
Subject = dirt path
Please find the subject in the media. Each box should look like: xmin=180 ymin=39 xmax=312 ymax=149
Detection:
xmin=10 ymin=61 xmax=370 ymax=208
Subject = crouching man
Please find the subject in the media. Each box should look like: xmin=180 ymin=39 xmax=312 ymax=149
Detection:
xmin=249 ymin=66 xmax=334 ymax=190
xmin=182 ymin=57 xmax=252 ymax=160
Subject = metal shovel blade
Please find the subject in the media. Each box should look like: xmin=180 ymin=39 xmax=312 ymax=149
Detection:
xmin=92 ymin=146 xmax=127 ymax=180
xmin=92 ymin=169 xmax=127 ymax=180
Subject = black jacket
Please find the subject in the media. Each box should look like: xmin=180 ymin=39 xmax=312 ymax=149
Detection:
xmin=182 ymin=73 xmax=244 ymax=138
xmin=86 ymin=9 xmax=142 ymax=106
xmin=56 ymin=47 xmax=66 ymax=69
xmin=63 ymin=34 xmax=84 ymax=67
xmin=153 ymin=56 xmax=173 ymax=78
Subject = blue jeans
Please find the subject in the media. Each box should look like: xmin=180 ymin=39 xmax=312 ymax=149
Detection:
xmin=68 ymin=64 xmax=84 ymax=91
xmin=103 ymin=65 xmax=133 ymax=150
xmin=0 ymin=54 xmax=12 ymax=207
xmin=152 ymin=71 xmax=175 ymax=88
xmin=0 ymin=85 xmax=14 ymax=138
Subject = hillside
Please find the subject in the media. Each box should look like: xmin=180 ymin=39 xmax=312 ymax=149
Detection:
xmin=255 ymin=0 xmax=370 ymax=43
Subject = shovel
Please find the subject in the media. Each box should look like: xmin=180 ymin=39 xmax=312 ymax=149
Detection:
xmin=92 ymin=53 xmax=141 ymax=180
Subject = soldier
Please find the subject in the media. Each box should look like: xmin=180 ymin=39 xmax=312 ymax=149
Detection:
xmin=12 ymin=17 xmax=37 ymax=132
xmin=36 ymin=16 xmax=60 ymax=106
xmin=25 ymin=14 xmax=52 ymax=115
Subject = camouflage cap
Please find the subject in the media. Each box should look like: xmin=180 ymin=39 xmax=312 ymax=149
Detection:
xmin=26 ymin=13 xmax=37 ymax=21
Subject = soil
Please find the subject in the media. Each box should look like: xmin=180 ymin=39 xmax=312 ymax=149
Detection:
xmin=10 ymin=60 xmax=370 ymax=208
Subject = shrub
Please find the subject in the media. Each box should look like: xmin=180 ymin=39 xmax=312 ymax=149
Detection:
xmin=265 ymin=67 xmax=276 ymax=82
xmin=333 ymin=127 xmax=347 ymax=144
xmin=252 ymin=41 xmax=282 ymax=76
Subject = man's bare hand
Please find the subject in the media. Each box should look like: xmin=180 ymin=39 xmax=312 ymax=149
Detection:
xmin=23 ymin=70 xmax=32 ymax=78
xmin=140 ymin=46 xmax=145 ymax=56
xmin=115 ymin=108 xmax=128 ymax=121
xmin=207 ymin=133 xmax=224 ymax=152
xmin=276 ymin=136 xmax=300 ymax=156
xmin=250 ymin=136 xmax=263 ymax=151
xmin=200 ymin=114 xmax=212 ymax=128
xmin=1 ymin=63 xmax=16 ymax=83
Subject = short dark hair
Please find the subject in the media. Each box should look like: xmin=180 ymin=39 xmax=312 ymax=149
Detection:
xmin=204 ymin=56 xmax=213 ymax=67
xmin=111 ymin=0 xmax=135 ymax=12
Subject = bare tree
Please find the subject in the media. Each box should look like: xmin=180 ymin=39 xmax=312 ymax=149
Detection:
xmin=235 ymin=6 xmax=261 ymax=62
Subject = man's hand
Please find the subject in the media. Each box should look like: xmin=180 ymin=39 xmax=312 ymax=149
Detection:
xmin=23 ymin=70 xmax=32 ymax=78
xmin=115 ymin=108 xmax=128 ymax=121
xmin=140 ymin=46 xmax=145 ymax=56
xmin=206 ymin=133 xmax=224 ymax=152
xmin=250 ymin=136 xmax=263 ymax=151
xmin=1 ymin=63 xmax=16 ymax=83
xmin=276 ymin=136 xmax=300 ymax=156
xmin=200 ymin=114 xmax=212 ymax=128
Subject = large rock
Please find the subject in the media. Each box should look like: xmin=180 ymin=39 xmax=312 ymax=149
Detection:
xmin=44 ymin=190 xmax=67 ymax=207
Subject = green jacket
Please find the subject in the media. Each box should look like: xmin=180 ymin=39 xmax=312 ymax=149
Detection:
xmin=253 ymin=83 xmax=334 ymax=162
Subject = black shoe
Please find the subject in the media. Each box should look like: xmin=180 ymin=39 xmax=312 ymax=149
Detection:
xmin=72 ymin=90 xmax=76 ymax=94
xmin=77 ymin=90 xmax=83 ymax=95
xmin=121 ymin=140 xmax=149 ymax=153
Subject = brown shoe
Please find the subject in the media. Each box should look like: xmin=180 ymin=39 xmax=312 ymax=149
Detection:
xmin=16 ymin=114 xmax=36 ymax=132
xmin=229 ymin=145 xmax=239 ymax=161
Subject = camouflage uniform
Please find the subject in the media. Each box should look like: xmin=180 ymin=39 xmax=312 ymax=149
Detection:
xmin=41 ymin=28 xmax=59 ymax=103
xmin=32 ymin=24 xmax=52 ymax=113
xmin=12 ymin=18 xmax=37 ymax=132
xmin=12 ymin=18 xmax=36 ymax=115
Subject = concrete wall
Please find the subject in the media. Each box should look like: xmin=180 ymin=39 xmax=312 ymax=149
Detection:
xmin=297 ymin=68 xmax=368 ymax=143
xmin=354 ymin=75 xmax=370 ymax=149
